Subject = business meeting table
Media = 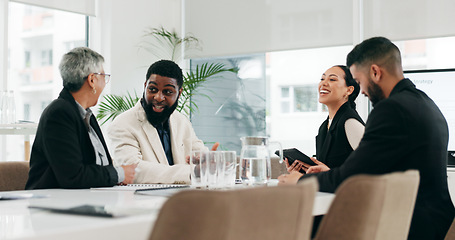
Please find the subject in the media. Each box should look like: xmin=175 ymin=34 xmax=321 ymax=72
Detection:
xmin=0 ymin=180 xmax=335 ymax=240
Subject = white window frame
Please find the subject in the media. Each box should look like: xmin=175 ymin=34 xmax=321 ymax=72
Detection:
xmin=280 ymin=85 xmax=323 ymax=114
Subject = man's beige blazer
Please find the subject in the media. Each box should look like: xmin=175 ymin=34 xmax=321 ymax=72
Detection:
xmin=107 ymin=102 xmax=207 ymax=184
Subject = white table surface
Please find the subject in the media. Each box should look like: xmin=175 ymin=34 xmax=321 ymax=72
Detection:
xmin=0 ymin=185 xmax=334 ymax=240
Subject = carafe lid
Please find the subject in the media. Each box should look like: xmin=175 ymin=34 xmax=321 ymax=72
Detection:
xmin=241 ymin=136 xmax=269 ymax=146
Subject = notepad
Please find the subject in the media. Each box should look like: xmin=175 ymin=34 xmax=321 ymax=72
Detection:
xmin=29 ymin=204 xmax=154 ymax=218
xmin=91 ymin=184 xmax=189 ymax=191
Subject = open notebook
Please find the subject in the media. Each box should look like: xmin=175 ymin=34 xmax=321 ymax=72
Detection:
xmin=91 ymin=184 xmax=189 ymax=191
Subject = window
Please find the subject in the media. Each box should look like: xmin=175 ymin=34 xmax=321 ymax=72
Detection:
xmin=1 ymin=2 xmax=87 ymax=161
xmin=190 ymin=54 xmax=266 ymax=153
xmin=189 ymin=38 xmax=455 ymax=156
xmin=280 ymin=87 xmax=290 ymax=113
xmin=23 ymin=104 xmax=30 ymax=120
xmin=41 ymin=49 xmax=53 ymax=66
xmin=24 ymin=51 xmax=30 ymax=68
xmin=280 ymin=85 xmax=319 ymax=113
xmin=294 ymin=86 xmax=317 ymax=112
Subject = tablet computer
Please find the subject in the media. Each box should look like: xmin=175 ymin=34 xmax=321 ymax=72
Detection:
xmin=275 ymin=148 xmax=316 ymax=166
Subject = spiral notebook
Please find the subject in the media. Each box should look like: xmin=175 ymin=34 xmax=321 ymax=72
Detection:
xmin=91 ymin=184 xmax=189 ymax=191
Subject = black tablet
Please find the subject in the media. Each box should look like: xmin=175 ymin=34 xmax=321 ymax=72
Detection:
xmin=275 ymin=148 xmax=316 ymax=166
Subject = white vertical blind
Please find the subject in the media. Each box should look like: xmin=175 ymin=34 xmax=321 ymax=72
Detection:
xmin=10 ymin=0 xmax=96 ymax=16
xmin=1 ymin=0 xmax=8 ymax=89
xmin=185 ymin=0 xmax=354 ymax=58
xmin=363 ymin=0 xmax=455 ymax=41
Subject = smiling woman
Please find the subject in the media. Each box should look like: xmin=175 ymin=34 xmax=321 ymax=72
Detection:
xmin=285 ymin=65 xmax=365 ymax=174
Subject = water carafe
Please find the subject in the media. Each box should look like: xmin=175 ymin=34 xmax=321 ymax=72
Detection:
xmin=239 ymin=136 xmax=282 ymax=186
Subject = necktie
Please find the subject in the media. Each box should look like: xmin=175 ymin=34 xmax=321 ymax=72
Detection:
xmin=84 ymin=112 xmax=91 ymax=130
xmin=157 ymin=123 xmax=173 ymax=165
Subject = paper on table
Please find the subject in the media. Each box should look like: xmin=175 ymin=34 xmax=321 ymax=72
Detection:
xmin=28 ymin=204 xmax=156 ymax=218
xmin=91 ymin=184 xmax=189 ymax=191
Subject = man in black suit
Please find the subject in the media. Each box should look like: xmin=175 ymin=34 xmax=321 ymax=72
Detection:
xmin=279 ymin=37 xmax=455 ymax=239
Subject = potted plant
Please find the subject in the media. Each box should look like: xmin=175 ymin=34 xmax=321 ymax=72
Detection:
xmin=96 ymin=27 xmax=238 ymax=125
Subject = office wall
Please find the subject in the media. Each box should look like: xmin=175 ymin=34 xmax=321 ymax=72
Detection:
xmin=185 ymin=0 xmax=354 ymax=58
xmin=363 ymin=0 xmax=455 ymax=41
xmin=93 ymin=0 xmax=182 ymax=97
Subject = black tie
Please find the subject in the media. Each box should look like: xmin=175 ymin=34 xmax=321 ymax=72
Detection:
xmin=157 ymin=123 xmax=173 ymax=165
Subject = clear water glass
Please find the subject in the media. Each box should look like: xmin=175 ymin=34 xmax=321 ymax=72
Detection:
xmin=222 ymin=151 xmax=237 ymax=187
xmin=190 ymin=151 xmax=208 ymax=188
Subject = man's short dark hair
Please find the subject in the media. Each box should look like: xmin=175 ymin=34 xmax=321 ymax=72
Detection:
xmin=145 ymin=60 xmax=183 ymax=88
xmin=346 ymin=36 xmax=401 ymax=72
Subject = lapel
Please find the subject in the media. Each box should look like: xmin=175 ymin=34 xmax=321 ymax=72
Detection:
xmin=168 ymin=112 xmax=183 ymax=164
xmin=59 ymin=88 xmax=112 ymax=164
xmin=135 ymin=102 xmax=168 ymax=164
xmin=319 ymin=102 xmax=349 ymax=162
xmin=319 ymin=118 xmax=331 ymax=161
xmin=89 ymin=115 xmax=113 ymax=164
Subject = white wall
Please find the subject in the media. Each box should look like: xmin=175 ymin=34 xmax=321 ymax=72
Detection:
xmin=91 ymin=0 xmax=182 ymax=98
xmin=185 ymin=0 xmax=354 ymax=58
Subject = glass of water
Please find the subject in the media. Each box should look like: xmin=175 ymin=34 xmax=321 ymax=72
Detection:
xmin=190 ymin=150 xmax=208 ymax=188
xmin=222 ymin=151 xmax=237 ymax=187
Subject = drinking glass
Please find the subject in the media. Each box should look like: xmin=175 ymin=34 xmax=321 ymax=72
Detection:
xmin=190 ymin=151 xmax=208 ymax=188
xmin=0 ymin=91 xmax=8 ymax=124
xmin=222 ymin=151 xmax=237 ymax=187
xmin=207 ymin=151 xmax=226 ymax=189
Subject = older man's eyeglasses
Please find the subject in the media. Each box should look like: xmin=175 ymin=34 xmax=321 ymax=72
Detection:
xmin=93 ymin=73 xmax=111 ymax=83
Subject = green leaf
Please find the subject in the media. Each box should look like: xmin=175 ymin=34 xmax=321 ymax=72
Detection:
xmin=96 ymin=91 xmax=140 ymax=125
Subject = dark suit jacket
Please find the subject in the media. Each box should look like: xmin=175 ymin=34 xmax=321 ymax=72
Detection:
xmin=25 ymin=88 xmax=118 ymax=189
xmin=302 ymin=79 xmax=455 ymax=239
xmin=316 ymin=102 xmax=364 ymax=168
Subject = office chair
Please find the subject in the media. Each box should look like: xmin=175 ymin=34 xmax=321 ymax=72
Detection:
xmin=314 ymin=170 xmax=419 ymax=240
xmin=445 ymin=218 xmax=455 ymax=240
xmin=149 ymin=177 xmax=318 ymax=240
xmin=0 ymin=161 xmax=29 ymax=191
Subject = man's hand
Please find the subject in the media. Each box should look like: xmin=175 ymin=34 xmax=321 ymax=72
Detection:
xmin=121 ymin=163 xmax=137 ymax=184
xmin=185 ymin=142 xmax=220 ymax=164
xmin=278 ymin=171 xmax=304 ymax=185
xmin=306 ymin=158 xmax=330 ymax=174
xmin=211 ymin=142 xmax=220 ymax=151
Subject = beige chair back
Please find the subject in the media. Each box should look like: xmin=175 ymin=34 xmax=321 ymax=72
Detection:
xmin=0 ymin=161 xmax=30 ymax=191
xmin=149 ymin=177 xmax=318 ymax=240
xmin=445 ymin=218 xmax=455 ymax=240
xmin=314 ymin=170 xmax=420 ymax=240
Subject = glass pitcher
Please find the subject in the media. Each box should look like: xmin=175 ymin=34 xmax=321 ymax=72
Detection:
xmin=239 ymin=136 xmax=283 ymax=186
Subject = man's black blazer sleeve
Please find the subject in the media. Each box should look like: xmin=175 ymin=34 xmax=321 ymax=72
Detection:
xmin=302 ymin=100 xmax=409 ymax=192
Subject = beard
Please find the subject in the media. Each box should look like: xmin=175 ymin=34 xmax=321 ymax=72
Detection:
xmin=367 ymin=78 xmax=386 ymax=107
xmin=142 ymin=95 xmax=179 ymax=126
